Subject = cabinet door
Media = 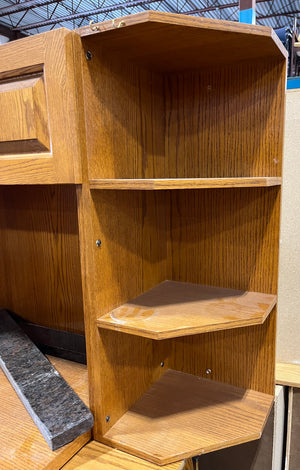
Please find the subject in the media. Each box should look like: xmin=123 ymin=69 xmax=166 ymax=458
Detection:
xmin=0 ymin=29 xmax=82 ymax=183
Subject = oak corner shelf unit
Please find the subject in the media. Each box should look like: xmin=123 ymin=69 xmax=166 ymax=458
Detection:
xmin=0 ymin=9 xmax=286 ymax=469
xmin=78 ymin=11 xmax=286 ymax=466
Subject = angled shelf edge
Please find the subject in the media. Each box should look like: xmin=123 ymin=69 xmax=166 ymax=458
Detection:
xmin=77 ymin=11 xmax=287 ymax=69
xmin=90 ymin=177 xmax=282 ymax=190
xmin=97 ymin=280 xmax=277 ymax=340
xmin=103 ymin=369 xmax=274 ymax=465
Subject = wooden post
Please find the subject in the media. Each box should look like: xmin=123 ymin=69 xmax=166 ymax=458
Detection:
xmin=239 ymin=0 xmax=256 ymax=24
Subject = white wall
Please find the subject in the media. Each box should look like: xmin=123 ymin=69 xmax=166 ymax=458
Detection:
xmin=277 ymin=88 xmax=300 ymax=364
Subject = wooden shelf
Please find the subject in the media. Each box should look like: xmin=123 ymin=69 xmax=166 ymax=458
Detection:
xmin=61 ymin=441 xmax=186 ymax=470
xmin=77 ymin=11 xmax=287 ymax=70
xmin=276 ymin=363 xmax=300 ymax=388
xmin=90 ymin=177 xmax=282 ymax=190
xmin=103 ymin=369 xmax=273 ymax=465
xmin=97 ymin=281 xmax=277 ymax=340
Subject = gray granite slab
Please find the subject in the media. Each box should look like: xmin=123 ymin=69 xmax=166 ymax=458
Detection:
xmin=0 ymin=310 xmax=93 ymax=451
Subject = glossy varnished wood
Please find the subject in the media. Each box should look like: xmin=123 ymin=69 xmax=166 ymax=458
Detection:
xmin=164 ymin=63 xmax=285 ymax=179
xmin=98 ymin=280 xmax=277 ymax=339
xmin=0 ymin=74 xmax=50 ymax=155
xmin=61 ymin=441 xmax=186 ymax=470
xmin=0 ymin=185 xmax=84 ymax=334
xmin=77 ymin=11 xmax=287 ymax=69
xmin=0 ymin=356 xmax=90 ymax=470
xmin=0 ymin=29 xmax=82 ymax=183
xmin=74 ymin=12 xmax=285 ymax=463
xmin=82 ymin=39 xmax=285 ymax=181
xmin=78 ymin=186 xmax=280 ymax=442
xmin=90 ymin=177 xmax=282 ymax=190
xmin=77 ymin=189 xmax=169 ymax=438
xmin=104 ymin=369 xmax=273 ymax=465
xmin=276 ymin=363 xmax=300 ymax=388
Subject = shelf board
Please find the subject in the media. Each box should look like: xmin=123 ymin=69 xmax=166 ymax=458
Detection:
xmin=61 ymin=441 xmax=186 ymax=470
xmin=90 ymin=177 xmax=282 ymax=190
xmin=97 ymin=280 xmax=277 ymax=340
xmin=103 ymin=369 xmax=274 ymax=465
xmin=276 ymin=362 xmax=300 ymax=388
xmin=77 ymin=11 xmax=287 ymax=70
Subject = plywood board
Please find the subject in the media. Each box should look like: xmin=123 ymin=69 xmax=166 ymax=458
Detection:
xmin=104 ymin=369 xmax=273 ymax=465
xmin=61 ymin=441 xmax=186 ymax=470
xmin=192 ymin=385 xmax=285 ymax=470
xmin=0 ymin=185 xmax=84 ymax=334
xmin=90 ymin=177 xmax=282 ymax=190
xmin=98 ymin=280 xmax=276 ymax=339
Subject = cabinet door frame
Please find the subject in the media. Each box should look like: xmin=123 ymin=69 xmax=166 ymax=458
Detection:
xmin=0 ymin=29 xmax=82 ymax=184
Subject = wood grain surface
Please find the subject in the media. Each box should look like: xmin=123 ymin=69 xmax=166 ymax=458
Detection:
xmin=0 ymin=185 xmax=84 ymax=334
xmin=61 ymin=441 xmax=186 ymax=470
xmin=276 ymin=363 xmax=300 ymax=388
xmin=98 ymin=280 xmax=277 ymax=339
xmin=90 ymin=177 xmax=282 ymax=190
xmin=82 ymin=36 xmax=285 ymax=181
xmin=77 ymin=11 xmax=287 ymax=66
xmin=78 ymin=187 xmax=280 ymax=440
xmin=0 ymin=29 xmax=82 ymax=183
xmin=0 ymin=356 xmax=90 ymax=470
xmin=75 ymin=12 xmax=285 ymax=461
xmin=0 ymin=74 xmax=50 ymax=155
xmin=103 ymin=369 xmax=273 ymax=465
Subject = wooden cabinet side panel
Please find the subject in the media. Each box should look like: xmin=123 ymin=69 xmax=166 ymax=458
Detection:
xmin=81 ymin=40 xmax=166 ymax=180
xmin=44 ymin=29 xmax=82 ymax=182
xmin=0 ymin=185 xmax=85 ymax=334
xmin=77 ymin=189 xmax=169 ymax=437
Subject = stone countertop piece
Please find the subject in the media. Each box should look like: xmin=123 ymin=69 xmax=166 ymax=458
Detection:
xmin=0 ymin=310 xmax=93 ymax=451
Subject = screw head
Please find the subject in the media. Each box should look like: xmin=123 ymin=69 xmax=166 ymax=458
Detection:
xmin=86 ymin=50 xmax=92 ymax=61
xmin=96 ymin=239 xmax=101 ymax=247
xmin=205 ymin=368 xmax=212 ymax=375
xmin=106 ymin=415 xmax=110 ymax=423
xmin=160 ymin=361 xmax=164 ymax=367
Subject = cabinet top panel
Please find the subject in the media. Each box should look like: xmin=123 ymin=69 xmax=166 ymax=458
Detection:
xmin=77 ymin=10 xmax=287 ymax=71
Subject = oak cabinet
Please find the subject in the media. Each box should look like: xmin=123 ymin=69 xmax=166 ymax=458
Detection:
xmin=0 ymin=29 xmax=82 ymax=184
